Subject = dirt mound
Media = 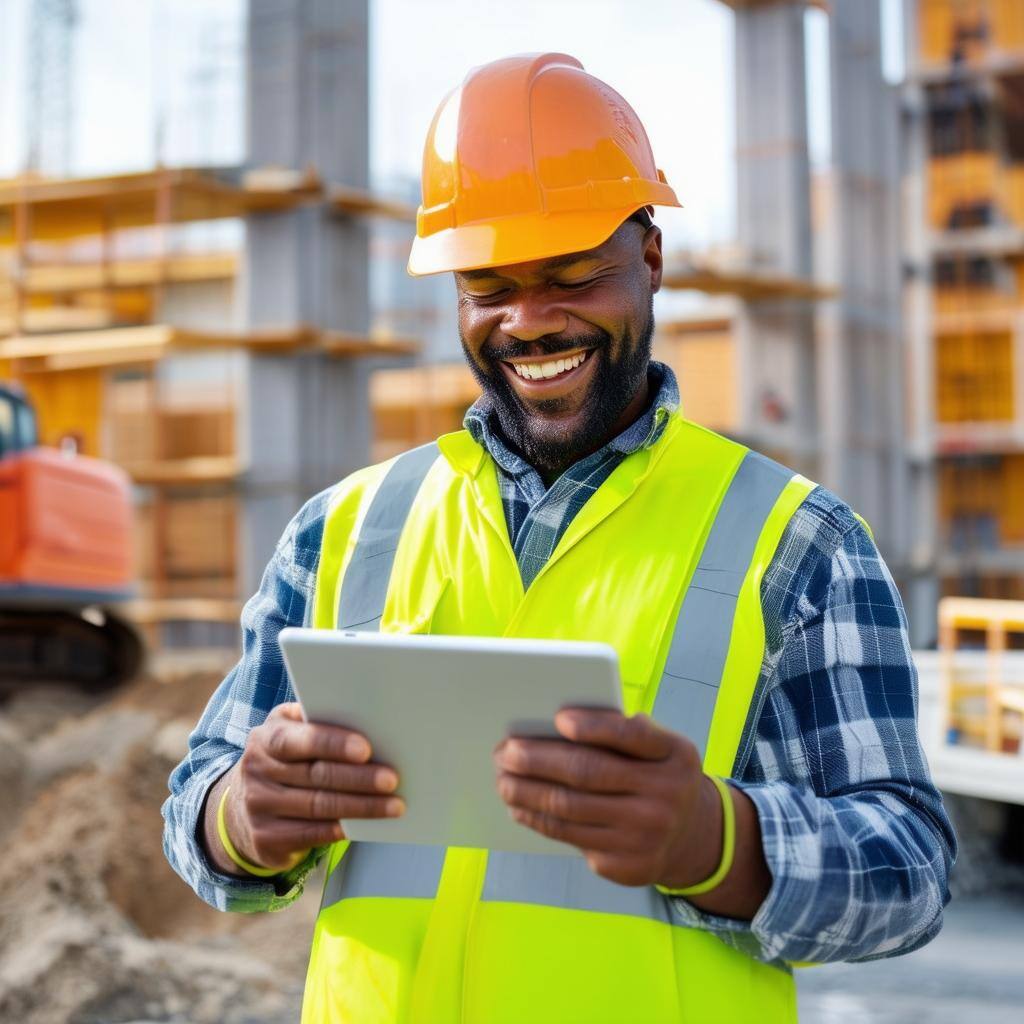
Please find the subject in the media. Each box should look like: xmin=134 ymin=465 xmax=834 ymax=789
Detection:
xmin=0 ymin=670 xmax=321 ymax=1024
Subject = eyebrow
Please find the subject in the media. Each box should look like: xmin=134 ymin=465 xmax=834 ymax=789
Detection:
xmin=459 ymin=253 xmax=604 ymax=282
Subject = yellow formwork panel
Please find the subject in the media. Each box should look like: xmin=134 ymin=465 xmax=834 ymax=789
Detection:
xmin=993 ymin=0 xmax=1024 ymax=49
xmin=919 ymin=0 xmax=1024 ymax=65
xmin=9 ymin=367 xmax=105 ymax=456
xmin=935 ymin=329 xmax=1015 ymax=423
xmin=654 ymin=329 xmax=738 ymax=434
xmin=1009 ymin=167 xmax=1024 ymax=230
xmin=928 ymin=153 xmax=1000 ymax=230
xmin=920 ymin=0 xmax=956 ymax=64
xmin=1001 ymin=455 xmax=1024 ymax=542
xmin=939 ymin=454 xmax=1024 ymax=543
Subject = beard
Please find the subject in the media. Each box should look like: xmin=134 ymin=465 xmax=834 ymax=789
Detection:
xmin=461 ymin=297 xmax=655 ymax=478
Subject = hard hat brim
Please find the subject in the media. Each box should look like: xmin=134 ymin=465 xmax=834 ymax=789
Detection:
xmin=406 ymin=200 xmax=679 ymax=277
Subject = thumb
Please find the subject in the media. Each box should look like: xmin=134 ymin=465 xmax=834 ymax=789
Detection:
xmin=270 ymin=701 xmax=305 ymax=722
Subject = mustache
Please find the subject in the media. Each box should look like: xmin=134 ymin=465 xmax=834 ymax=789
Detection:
xmin=485 ymin=331 xmax=609 ymax=364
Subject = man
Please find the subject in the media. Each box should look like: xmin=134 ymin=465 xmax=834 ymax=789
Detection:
xmin=164 ymin=53 xmax=956 ymax=1023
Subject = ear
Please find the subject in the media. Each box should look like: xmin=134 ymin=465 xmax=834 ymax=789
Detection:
xmin=642 ymin=225 xmax=664 ymax=294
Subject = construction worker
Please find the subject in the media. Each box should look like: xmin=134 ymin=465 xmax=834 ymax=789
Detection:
xmin=164 ymin=54 xmax=956 ymax=1023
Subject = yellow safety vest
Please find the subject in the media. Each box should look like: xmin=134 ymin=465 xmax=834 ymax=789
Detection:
xmin=302 ymin=412 xmax=816 ymax=1024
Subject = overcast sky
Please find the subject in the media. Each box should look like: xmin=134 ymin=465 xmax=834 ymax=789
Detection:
xmin=0 ymin=0 xmax=903 ymax=253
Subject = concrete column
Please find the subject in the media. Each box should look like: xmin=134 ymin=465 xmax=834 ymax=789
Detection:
xmin=823 ymin=0 xmax=909 ymax=576
xmin=902 ymin=0 xmax=941 ymax=646
xmin=733 ymin=2 xmax=819 ymax=474
xmin=239 ymin=0 xmax=372 ymax=596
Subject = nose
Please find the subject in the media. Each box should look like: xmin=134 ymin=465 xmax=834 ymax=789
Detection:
xmin=499 ymin=290 xmax=568 ymax=343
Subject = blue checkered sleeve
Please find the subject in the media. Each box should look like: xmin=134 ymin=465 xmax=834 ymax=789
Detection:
xmin=668 ymin=487 xmax=957 ymax=964
xmin=160 ymin=487 xmax=334 ymax=913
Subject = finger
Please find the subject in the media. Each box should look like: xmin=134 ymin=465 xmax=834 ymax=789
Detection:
xmin=497 ymin=772 xmax=651 ymax=829
xmin=496 ymin=737 xmax=647 ymax=794
xmin=269 ymin=702 xmax=305 ymax=722
xmin=249 ymin=782 xmax=405 ymax=821
xmin=265 ymin=758 xmax=398 ymax=794
xmin=250 ymin=818 xmax=347 ymax=864
xmin=584 ymin=851 xmax=660 ymax=888
xmin=261 ymin=719 xmax=373 ymax=764
xmin=555 ymin=709 xmax=675 ymax=761
xmin=508 ymin=807 xmax=630 ymax=852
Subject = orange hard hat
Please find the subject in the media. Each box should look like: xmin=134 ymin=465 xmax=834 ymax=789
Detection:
xmin=407 ymin=52 xmax=680 ymax=277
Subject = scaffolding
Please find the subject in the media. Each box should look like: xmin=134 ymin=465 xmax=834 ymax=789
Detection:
xmin=25 ymin=0 xmax=77 ymax=176
xmin=906 ymin=0 xmax=1024 ymax=615
xmin=0 ymin=3 xmax=429 ymax=645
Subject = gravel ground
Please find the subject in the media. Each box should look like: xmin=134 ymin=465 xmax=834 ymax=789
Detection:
xmin=798 ymin=893 xmax=1024 ymax=1023
xmin=2 ymin=672 xmax=1021 ymax=1022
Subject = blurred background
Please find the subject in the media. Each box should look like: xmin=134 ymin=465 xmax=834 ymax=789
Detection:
xmin=0 ymin=1 xmax=1023 ymax=1021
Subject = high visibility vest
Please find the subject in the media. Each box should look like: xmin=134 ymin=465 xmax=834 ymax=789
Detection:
xmin=301 ymin=413 xmax=817 ymax=1024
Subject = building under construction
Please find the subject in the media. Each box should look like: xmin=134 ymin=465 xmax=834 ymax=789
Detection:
xmin=3 ymin=0 xmax=1024 ymax=661
xmin=903 ymin=0 xmax=1024 ymax=617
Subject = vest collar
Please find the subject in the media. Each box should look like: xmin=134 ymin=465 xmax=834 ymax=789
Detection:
xmin=437 ymin=429 xmax=488 ymax=477
xmin=437 ymin=411 xmax=685 ymax=481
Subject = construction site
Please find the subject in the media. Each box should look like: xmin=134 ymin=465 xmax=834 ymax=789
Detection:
xmin=1 ymin=0 xmax=1023 ymax=1021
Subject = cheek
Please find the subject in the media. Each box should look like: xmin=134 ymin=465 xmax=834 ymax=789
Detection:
xmin=458 ymin=307 xmax=496 ymax=365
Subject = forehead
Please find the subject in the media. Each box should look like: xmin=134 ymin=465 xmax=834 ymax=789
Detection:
xmin=456 ymin=223 xmax=635 ymax=283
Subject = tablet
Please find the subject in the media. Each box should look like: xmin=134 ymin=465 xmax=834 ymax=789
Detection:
xmin=278 ymin=628 xmax=622 ymax=856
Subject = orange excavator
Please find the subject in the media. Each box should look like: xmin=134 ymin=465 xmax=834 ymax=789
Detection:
xmin=0 ymin=383 xmax=143 ymax=689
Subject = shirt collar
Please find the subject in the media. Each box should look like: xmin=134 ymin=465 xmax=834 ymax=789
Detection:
xmin=464 ymin=361 xmax=680 ymax=479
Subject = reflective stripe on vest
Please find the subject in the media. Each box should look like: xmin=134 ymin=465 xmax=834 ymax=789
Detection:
xmin=321 ymin=841 xmax=446 ymax=908
xmin=336 ymin=441 xmax=442 ymax=631
xmin=323 ymin=446 xmax=796 ymax=921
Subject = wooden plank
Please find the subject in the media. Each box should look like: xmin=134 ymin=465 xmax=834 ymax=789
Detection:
xmin=933 ymin=306 xmax=1018 ymax=336
xmin=0 ymin=167 xmax=425 ymax=242
xmin=124 ymin=455 xmax=243 ymax=486
xmin=125 ymin=597 xmax=241 ymax=625
xmin=717 ymin=0 xmax=828 ymax=10
xmin=0 ymin=167 xmax=320 ymax=244
xmin=940 ymin=596 xmax=1024 ymax=631
xmin=319 ymin=330 xmax=420 ymax=358
xmin=0 ymin=305 xmax=128 ymax=335
xmin=657 ymin=315 xmax=734 ymax=337
xmin=329 ymin=185 xmax=417 ymax=222
xmin=661 ymin=261 xmax=836 ymax=301
xmin=13 ymin=251 xmax=237 ymax=294
xmin=912 ymin=46 xmax=1024 ymax=84
xmin=0 ymin=324 xmax=416 ymax=371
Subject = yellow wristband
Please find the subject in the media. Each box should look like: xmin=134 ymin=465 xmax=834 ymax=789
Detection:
xmin=656 ymin=775 xmax=737 ymax=898
xmin=216 ymin=785 xmax=281 ymax=878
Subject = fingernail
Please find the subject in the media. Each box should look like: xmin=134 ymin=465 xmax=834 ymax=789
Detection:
xmin=386 ymin=798 xmax=405 ymax=817
xmin=375 ymin=769 xmax=398 ymax=792
xmin=346 ymin=736 xmax=370 ymax=760
xmin=556 ymin=713 xmax=579 ymax=738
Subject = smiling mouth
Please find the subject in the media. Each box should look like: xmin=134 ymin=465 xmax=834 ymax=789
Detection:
xmin=504 ymin=349 xmax=592 ymax=382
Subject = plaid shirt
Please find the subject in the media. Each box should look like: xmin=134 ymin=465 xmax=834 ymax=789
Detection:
xmin=163 ymin=362 xmax=956 ymax=966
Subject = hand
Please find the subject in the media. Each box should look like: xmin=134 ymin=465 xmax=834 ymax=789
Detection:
xmin=216 ymin=702 xmax=405 ymax=873
xmin=494 ymin=708 xmax=722 ymax=889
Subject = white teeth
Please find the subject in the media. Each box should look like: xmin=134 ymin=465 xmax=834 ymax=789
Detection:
xmin=511 ymin=349 xmax=590 ymax=380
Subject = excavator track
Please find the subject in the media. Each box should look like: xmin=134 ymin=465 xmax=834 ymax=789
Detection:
xmin=0 ymin=608 xmax=144 ymax=693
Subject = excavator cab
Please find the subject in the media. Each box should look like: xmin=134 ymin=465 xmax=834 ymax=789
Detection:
xmin=0 ymin=385 xmax=38 ymax=458
xmin=0 ymin=384 xmax=143 ymax=690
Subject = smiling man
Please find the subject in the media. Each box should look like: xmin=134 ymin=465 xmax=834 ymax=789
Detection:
xmin=164 ymin=54 xmax=956 ymax=1024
